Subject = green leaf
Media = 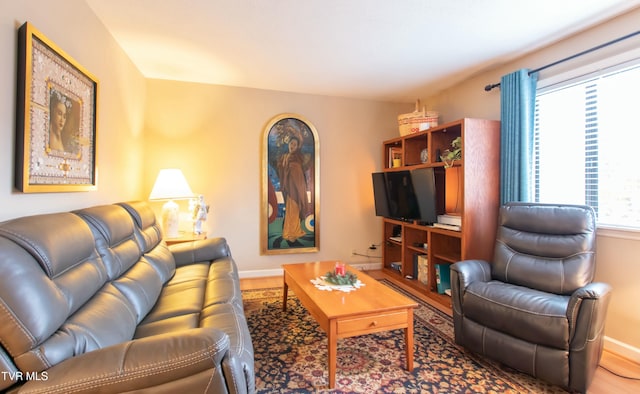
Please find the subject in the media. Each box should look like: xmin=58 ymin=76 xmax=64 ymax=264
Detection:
xmin=324 ymin=271 xmax=358 ymax=285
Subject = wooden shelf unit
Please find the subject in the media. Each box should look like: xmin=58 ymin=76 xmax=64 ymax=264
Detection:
xmin=380 ymin=118 xmax=500 ymax=310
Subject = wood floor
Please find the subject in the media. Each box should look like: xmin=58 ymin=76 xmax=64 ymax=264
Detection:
xmin=240 ymin=270 xmax=640 ymax=393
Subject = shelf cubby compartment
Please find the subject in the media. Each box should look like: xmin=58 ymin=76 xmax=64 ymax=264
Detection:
xmin=403 ymin=131 xmax=428 ymax=166
xmin=430 ymin=124 xmax=462 ymax=166
xmin=383 ymin=139 xmax=403 ymax=169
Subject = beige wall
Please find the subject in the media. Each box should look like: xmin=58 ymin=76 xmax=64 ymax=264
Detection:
xmin=0 ymin=0 xmax=146 ymax=221
xmin=2 ymin=0 xmax=637 ymax=358
xmin=143 ymin=79 xmax=408 ymax=272
xmin=422 ymin=8 xmax=640 ymax=355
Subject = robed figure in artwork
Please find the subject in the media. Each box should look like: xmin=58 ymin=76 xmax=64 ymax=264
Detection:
xmin=263 ymin=115 xmax=318 ymax=254
xmin=277 ymin=128 xmax=310 ymax=242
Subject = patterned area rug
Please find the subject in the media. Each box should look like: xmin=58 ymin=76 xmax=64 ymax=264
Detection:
xmin=243 ymin=280 xmax=568 ymax=393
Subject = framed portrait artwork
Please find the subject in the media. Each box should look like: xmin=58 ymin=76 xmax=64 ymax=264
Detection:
xmin=15 ymin=22 xmax=98 ymax=193
xmin=261 ymin=114 xmax=320 ymax=255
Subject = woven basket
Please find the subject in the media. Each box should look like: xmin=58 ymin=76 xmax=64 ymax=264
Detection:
xmin=398 ymin=100 xmax=439 ymax=136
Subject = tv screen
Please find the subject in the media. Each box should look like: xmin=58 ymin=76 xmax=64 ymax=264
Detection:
xmin=385 ymin=171 xmax=420 ymax=220
xmin=372 ymin=172 xmax=390 ymax=217
xmin=410 ymin=167 xmax=438 ymax=224
xmin=372 ymin=171 xmax=419 ymax=221
xmin=372 ymin=168 xmax=438 ymax=224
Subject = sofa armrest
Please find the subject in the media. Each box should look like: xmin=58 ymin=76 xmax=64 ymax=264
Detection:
xmin=169 ymin=237 xmax=231 ymax=267
xmin=16 ymin=328 xmax=230 ymax=394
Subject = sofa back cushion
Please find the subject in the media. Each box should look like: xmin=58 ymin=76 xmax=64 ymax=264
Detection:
xmin=118 ymin=201 xmax=175 ymax=283
xmin=492 ymin=202 xmax=597 ymax=295
xmin=0 ymin=213 xmax=134 ymax=373
xmin=0 ymin=202 xmax=179 ymax=384
xmin=75 ymin=204 xmax=173 ymax=323
xmin=117 ymin=201 xmax=162 ymax=254
xmin=75 ymin=205 xmax=143 ymax=279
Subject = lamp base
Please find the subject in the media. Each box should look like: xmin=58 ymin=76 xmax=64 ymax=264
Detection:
xmin=161 ymin=200 xmax=180 ymax=238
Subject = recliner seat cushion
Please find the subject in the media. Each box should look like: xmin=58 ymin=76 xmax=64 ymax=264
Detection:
xmin=465 ymin=280 xmax=570 ymax=349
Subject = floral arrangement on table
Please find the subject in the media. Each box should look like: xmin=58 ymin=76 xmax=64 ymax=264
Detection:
xmin=310 ymin=262 xmax=364 ymax=292
xmin=323 ymin=270 xmax=359 ymax=286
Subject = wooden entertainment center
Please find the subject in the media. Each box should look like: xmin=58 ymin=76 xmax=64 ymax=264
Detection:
xmin=380 ymin=118 xmax=500 ymax=311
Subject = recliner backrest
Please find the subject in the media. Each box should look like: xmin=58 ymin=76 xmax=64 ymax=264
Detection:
xmin=492 ymin=202 xmax=597 ymax=295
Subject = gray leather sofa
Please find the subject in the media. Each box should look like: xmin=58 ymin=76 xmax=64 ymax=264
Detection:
xmin=0 ymin=201 xmax=254 ymax=393
xmin=450 ymin=202 xmax=611 ymax=393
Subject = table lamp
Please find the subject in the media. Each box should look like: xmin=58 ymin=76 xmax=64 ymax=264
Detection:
xmin=149 ymin=169 xmax=194 ymax=238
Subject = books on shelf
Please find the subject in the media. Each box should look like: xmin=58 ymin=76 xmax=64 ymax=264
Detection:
xmin=390 ymin=261 xmax=402 ymax=272
xmin=388 ymin=147 xmax=402 ymax=168
xmin=415 ymin=254 xmax=428 ymax=286
xmin=389 ymin=236 xmax=402 ymax=242
xmin=432 ymin=223 xmax=461 ymax=232
xmin=435 ymin=263 xmax=451 ymax=294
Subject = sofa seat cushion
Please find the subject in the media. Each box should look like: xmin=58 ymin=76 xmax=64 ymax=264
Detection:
xmin=135 ymin=263 xmax=209 ymax=334
xmin=134 ymin=259 xmax=250 ymax=359
xmin=464 ymin=280 xmax=570 ymax=349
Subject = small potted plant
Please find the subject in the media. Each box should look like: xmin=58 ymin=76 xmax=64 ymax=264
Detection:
xmin=440 ymin=136 xmax=462 ymax=168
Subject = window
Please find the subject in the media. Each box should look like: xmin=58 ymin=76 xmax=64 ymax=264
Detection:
xmin=534 ymin=61 xmax=640 ymax=229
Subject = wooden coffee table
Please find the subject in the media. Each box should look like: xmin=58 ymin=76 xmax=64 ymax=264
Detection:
xmin=282 ymin=261 xmax=418 ymax=388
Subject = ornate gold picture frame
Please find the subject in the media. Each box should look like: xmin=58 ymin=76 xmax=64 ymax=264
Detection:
xmin=261 ymin=113 xmax=320 ymax=254
xmin=15 ymin=22 xmax=98 ymax=193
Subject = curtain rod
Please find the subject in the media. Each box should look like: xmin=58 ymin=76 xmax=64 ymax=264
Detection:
xmin=484 ymin=30 xmax=640 ymax=92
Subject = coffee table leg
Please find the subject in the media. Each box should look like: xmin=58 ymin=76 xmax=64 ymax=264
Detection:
xmin=405 ymin=310 xmax=414 ymax=371
xmin=328 ymin=320 xmax=337 ymax=388
xmin=282 ymin=281 xmax=289 ymax=312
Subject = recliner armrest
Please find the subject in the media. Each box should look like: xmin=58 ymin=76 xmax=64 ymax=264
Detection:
xmin=566 ymin=282 xmax=612 ymax=392
xmin=16 ymin=328 xmax=230 ymax=394
xmin=169 ymin=237 xmax=231 ymax=266
xmin=450 ymin=260 xmax=491 ymax=321
xmin=567 ymin=282 xmax=612 ymax=339
xmin=450 ymin=259 xmax=492 ymax=289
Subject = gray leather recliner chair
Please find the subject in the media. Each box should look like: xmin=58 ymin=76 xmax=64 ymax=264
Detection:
xmin=450 ymin=202 xmax=611 ymax=393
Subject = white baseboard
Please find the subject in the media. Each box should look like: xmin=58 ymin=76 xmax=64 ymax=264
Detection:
xmin=604 ymin=336 xmax=640 ymax=364
xmin=239 ymin=268 xmax=283 ymax=279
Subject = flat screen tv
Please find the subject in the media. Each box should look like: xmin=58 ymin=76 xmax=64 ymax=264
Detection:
xmin=372 ymin=168 xmax=437 ymax=223
xmin=371 ymin=172 xmax=390 ymax=217
xmin=410 ymin=167 xmax=438 ymax=224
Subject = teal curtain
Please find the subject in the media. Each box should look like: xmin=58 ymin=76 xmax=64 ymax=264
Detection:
xmin=500 ymin=69 xmax=538 ymax=205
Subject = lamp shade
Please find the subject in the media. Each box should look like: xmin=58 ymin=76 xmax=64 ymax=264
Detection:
xmin=149 ymin=169 xmax=194 ymax=200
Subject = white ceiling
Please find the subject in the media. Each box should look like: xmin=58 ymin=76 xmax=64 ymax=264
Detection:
xmin=85 ymin=0 xmax=640 ymax=103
